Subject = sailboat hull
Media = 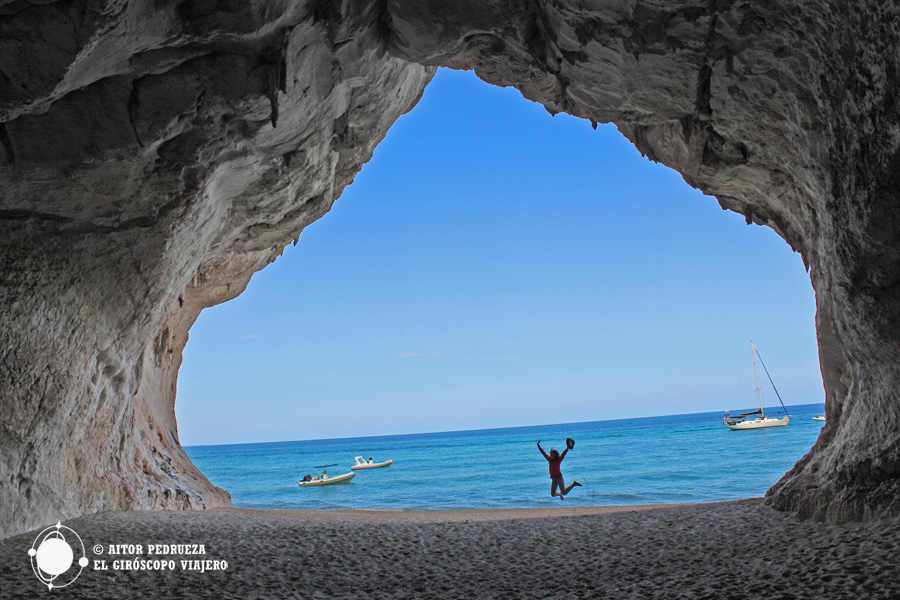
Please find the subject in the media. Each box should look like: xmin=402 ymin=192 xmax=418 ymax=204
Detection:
xmin=725 ymin=416 xmax=791 ymax=430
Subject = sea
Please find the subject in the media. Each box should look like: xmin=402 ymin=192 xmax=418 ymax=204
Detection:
xmin=185 ymin=403 xmax=826 ymax=511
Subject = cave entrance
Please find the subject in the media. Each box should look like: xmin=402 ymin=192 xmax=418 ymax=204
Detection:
xmin=175 ymin=68 xmax=821 ymax=507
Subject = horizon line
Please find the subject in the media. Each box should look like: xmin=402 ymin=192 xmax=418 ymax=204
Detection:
xmin=183 ymin=402 xmax=824 ymax=450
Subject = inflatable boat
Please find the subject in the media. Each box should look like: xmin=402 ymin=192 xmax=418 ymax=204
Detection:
xmin=351 ymin=456 xmax=393 ymax=470
xmin=298 ymin=471 xmax=355 ymax=486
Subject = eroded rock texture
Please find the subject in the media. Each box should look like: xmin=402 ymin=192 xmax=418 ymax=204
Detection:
xmin=1 ymin=0 xmax=899 ymax=536
xmin=0 ymin=0 xmax=432 ymax=537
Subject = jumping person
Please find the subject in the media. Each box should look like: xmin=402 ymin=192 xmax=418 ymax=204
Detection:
xmin=537 ymin=440 xmax=581 ymax=499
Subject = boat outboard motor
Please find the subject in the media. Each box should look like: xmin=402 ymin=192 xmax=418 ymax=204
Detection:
xmin=302 ymin=474 xmax=312 ymax=482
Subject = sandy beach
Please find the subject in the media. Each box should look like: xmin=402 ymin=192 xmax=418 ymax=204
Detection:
xmin=2 ymin=499 xmax=898 ymax=599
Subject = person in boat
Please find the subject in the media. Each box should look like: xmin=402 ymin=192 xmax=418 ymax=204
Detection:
xmin=537 ymin=440 xmax=581 ymax=499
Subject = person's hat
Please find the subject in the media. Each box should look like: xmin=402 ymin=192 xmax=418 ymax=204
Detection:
xmin=566 ymin=437 xmax=575 ymax=450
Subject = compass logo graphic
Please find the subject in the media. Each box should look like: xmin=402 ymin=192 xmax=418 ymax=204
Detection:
xmin=27 ymin=521 xmax=89 ymax=591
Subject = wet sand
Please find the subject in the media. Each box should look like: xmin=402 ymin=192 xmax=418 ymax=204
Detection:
xmin=2 ymin=499 xmax=898 ymax=599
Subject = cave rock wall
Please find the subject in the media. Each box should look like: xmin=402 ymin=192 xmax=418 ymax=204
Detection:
xmin=0 ymin=0 xmax=432 ymax=537
xmin=2 ymin=0 xmax=900 ymax=537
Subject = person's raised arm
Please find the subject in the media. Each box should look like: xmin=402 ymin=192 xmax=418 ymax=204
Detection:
xmin=559 ymin=447 xmax=569 ymax=461
xmin=537 ymin=441 xmax=549 ymax=460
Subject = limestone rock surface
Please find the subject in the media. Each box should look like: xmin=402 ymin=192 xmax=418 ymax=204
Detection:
xmin=0 ymin=0 xmax=432 ymax=537
xmin=2 ymin=0 xmax=900 ymax=537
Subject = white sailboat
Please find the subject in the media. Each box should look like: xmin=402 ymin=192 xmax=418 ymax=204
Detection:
xmin=723 ymin=341 xmax=791 ymax=430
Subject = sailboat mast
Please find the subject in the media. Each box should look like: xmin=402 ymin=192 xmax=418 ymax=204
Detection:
xmin=751 ymin=340 xmax=764 ymax=417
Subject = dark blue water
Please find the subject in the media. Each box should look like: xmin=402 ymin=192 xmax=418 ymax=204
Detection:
xmin=185 ymin=404 xmax=825 ymax=510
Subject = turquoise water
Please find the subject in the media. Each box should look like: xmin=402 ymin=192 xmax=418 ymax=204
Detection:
xmin=185 ymin=403 xmax=825 ymax=510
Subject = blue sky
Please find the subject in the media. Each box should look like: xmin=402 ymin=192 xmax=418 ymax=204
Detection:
xmin=176 ymin=68 xmax=822 ymax=447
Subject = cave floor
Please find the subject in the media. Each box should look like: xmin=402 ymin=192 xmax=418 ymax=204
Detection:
xmin=1 ymin=499 xmax=898 ymax=599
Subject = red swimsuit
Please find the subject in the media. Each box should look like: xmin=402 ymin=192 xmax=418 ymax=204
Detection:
xmin=539 ymin=447 xmax=568 ymax=479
